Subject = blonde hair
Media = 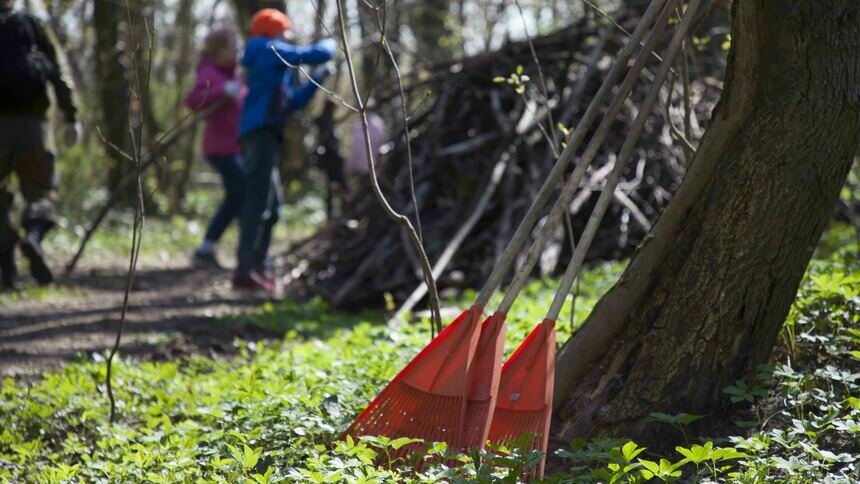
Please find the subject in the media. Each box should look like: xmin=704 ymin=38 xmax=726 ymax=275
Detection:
xmin=203 ymin=28 xmax=237 ymax=57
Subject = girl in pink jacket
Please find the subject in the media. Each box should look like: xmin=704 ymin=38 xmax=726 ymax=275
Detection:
xmin=185 ymin=28 xmax=246 ymax=268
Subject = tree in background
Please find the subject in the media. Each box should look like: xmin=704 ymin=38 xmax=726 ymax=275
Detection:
xmin=411 ymin=0 xmax=455 ymax=62
xmin=93 ymin=0 xmax=130 ymax=194
xmin=553 ymin=0 xmax=860 ymax=445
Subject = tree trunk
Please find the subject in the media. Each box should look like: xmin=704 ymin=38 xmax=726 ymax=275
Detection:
xmin=314 ymin=0 xmax=327 ymax=38
xmin=169 ymin=0 xmax=198 ymax=214
xmin=93 ymin=0 xmax=131 ymax=195
xmin=552 ymin=0 xmax=860 ymax=444
xmin=410 ymin=0 xmax=453 ymax=63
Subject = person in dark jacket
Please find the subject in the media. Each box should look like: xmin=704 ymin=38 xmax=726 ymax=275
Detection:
xmin=0 ymin=0 xmax=79 ymax=290
xmin=233 ymin=8 xmax=336 ymax=292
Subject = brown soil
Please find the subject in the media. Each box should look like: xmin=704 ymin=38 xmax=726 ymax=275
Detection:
xmin=0 ymin=258 xmax=279 ymax=379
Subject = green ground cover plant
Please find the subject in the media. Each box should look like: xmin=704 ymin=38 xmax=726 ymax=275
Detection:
xmin=0 ymin=225 xmax=857 ymax=483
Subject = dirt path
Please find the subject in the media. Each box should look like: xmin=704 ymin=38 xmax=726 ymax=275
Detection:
xmin=0 ymin=259 xmax=279 ymax=379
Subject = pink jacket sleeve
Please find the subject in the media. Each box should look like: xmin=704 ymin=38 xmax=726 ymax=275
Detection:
xmin=184 ymin=65 xmax=228 ymax=111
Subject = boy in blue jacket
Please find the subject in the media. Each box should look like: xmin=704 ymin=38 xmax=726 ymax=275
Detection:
xmin=234 ymin=8 xmax=336 ymax=291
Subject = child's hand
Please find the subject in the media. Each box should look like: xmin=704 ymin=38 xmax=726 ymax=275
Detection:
xmin=224 ymin=80 xmax=242 ymax=97
xmin=318 ymin=38 xmax=337 ymax=55
xmin=312 ymin=62 xmax=336 ymax=81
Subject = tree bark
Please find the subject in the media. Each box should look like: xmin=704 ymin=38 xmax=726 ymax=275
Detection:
xmin=552 ymin=0 xmax=860 ymax=444
xmin=93 ymin=0 xmax=131 ymax=195
xmin=410 ymin=0 xmax=453 ymax=63
xmin=169 ymin=0 xmax=198 ymax=214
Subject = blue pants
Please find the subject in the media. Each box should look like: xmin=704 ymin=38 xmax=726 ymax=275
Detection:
xmin=203 ymin=154 xmax=245 ymax=244
xmin=236 ymin=129 xmax=283 ymax=276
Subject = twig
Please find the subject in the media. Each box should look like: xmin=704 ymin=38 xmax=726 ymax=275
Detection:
xmin=63 ymin=99 xmax=225 ymax=276
xmin=513 ymin=0 xmax=559 ymax=151
xmin=514 ymin=0 xmax=582 ymax=314
xmin=496 ymin=0 xmax=679 ymax=315
xmin=270 ymin=48 xmax=359 ymax=112
xmin=546 ymin=0 xmax=702 ymax=321
xmin=661 ymin=70 xmax=696 ymax=159
xmin=107 ymin=1 xmax=151 ymax=424
xmin=367 ymin=0 xmax=439 ymax=328
xmin=478 ymin=0 xmax=674 ymax=310
xmin=369 ymin=2 xmax=423 ymax=240
xmin=613 ymin=188 xmax=652 ymax=232
xmin=563 ymin=211 xmax=578 ymax=332
xmin=582 ymin=0 xmax=666 ymax=65
xmin=335 ymin=0 xmax=442 ymax=335
xmin=390 ymin=149 xmax=511 ymax=324
xmin=679 ymin=20 xmax=694 ymax=166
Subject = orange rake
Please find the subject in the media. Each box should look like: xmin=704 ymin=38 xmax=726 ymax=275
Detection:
xmin=489 ymin=318 xmax=556 ymax=478
xmin=484 ymin=1 xmax=698 ymax=476
xmin=462 ymin=311 xmax=506 ymax=449
xmin=343 ymin=0 xmax=681 ymax=467
xmin=343 ymin=305 xmax=485 ymax=456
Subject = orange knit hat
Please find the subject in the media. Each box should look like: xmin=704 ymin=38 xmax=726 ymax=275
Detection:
xmin=250 ymin=9 xmax=292 ymax=38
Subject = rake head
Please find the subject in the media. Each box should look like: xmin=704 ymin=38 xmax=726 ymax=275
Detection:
xmin=462 ymin=311 xmax=507 ymax=450
xmin=343 ymin=305 xmax=484 ymax=456
xmin=488 ymin=318 xmax=556 ymax=478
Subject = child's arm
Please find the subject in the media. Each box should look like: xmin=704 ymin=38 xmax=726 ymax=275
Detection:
xmin=289 ymin=79 xmax=319 ymax=112
xmin=270 ymin=38 xmax=336 ymax=66
xmin=289 ymin=66 xmax=333 ymax=111
xmin=185 ymin=68 xmax=229 ymax=111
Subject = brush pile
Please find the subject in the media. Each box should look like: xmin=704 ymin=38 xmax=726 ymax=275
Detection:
xmin=287 ymin=6 xmax=729 ymax=308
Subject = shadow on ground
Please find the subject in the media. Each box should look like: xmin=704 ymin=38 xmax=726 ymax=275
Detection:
xmin=0 ymin=264 xmax=281 ymax=378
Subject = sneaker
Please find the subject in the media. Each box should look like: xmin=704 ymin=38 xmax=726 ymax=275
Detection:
xmin=255 ymin=259 xmax=276 ymax=282
xmin=0 ymin=250 xmax=16 ymax=291
xmin=193 ymin=250 xmax=223 ymax=269
xmin=19 ymin=234 xmax=53 ymax=285
xmin=232 ymin=271 xmax=276 ymax=293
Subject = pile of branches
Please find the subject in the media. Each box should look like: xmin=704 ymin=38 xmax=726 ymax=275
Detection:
xmin=288 ymin=7 xmax=728 ymax=308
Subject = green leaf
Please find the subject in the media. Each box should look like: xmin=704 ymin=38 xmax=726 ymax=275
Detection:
xmin=390 ymin=437 xmax=422 ymax=450
xmin=252 ymin=466 xmax=275 ymax=484
xmin=639 ymin=458 xmax=660 ymax=473
xmin=242 ymin=444 xmax=261 ymax=469
xmin=621 ymin=441 xmax=646 ymax=462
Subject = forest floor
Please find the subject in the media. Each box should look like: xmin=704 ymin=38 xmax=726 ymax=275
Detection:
xmin=1 ymin=224 xmax=856 ymax=482
xmin=0 ymin=196 xmax=327 ymax=378
xmin=0 ymin=252 xmax=280 ymax=379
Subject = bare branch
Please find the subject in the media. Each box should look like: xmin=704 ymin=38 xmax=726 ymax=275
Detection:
xmin=335 ymin=0 xmax=442 ymax=334
xmin=106 ymin=0 xmax=152 ymax=424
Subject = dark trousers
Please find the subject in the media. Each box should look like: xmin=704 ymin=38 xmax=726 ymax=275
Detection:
xmin=203 ymin=154 xmax=245 ymax=243
xmin=236 ymin=129 xmax=283 ymax=276
xmin=0 ymin=115 xmax=56 ymax=254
